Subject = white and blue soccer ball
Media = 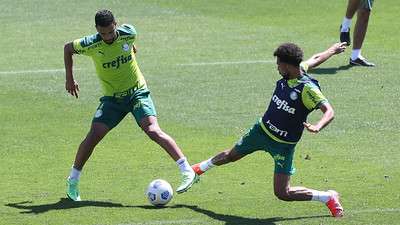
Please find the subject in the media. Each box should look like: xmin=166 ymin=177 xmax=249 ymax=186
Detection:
xmin=146 ymin=179 xmax=173 ymax=206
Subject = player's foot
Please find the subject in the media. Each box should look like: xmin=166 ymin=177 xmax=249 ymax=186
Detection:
xmin=176 ymin=170 xmax=199 ymax=194
xmin=340 ymin=26 xmax=351 ymax=46
xmin=350 ymin=57 xmax=375 ymax=67
xmin=191 ymin=163 xmax=205 ymax=175
xmin=326 ymin=190 xmax=343 ymax=217
xmin=66 ymin=177 xmax=81 ymax=201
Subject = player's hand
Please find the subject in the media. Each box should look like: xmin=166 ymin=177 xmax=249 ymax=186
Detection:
xmin=65 ymin=78 xmax=79 ymax=98
xmin=330 ymin=42 xmax=347 ymax=55
xmin=132 ymin=44 xmax=137 ymax=53
xmin=303 ymin=122 xmax=320 ymax=133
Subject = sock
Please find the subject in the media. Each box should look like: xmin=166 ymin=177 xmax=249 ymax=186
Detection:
xmin=341 ymin=17 xmax=352 ymax=32
xmin=69 ymin=166 xmax=81 ymax=180
xmin=311 ymin=190 xmax=332 ymax=203
xmin=199 ymin=158 xmax=215 ymax=172
xmin=176 ymin=157 xmax=192 ymax=172
xmin=351 ymin=49 xmax=361 ymax=60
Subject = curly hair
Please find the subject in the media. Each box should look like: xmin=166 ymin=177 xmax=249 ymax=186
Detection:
xmin=273 ymin=43 xmax=303 ymax=66
xmin=95 ymin=9 xmax=115 ymax=27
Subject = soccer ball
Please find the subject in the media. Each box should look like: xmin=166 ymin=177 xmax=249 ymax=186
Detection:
xmin=146 ymin=179 xmax=173 ymax=206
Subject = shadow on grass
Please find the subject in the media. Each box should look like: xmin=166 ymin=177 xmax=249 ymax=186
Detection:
xmin=170 ymin=204 xmax=330 ymax=225
xmin=309 ymin=64 xmax=353 ymax=75
xmin=6 ymin=200 xmax=329 ymax=224
xmin=5 ymin=198 xmax=177 ymax=214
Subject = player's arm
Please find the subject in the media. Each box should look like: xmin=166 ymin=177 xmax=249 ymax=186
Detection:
xmin=303 ymin=102 xmax=334 ymax=133
xmin=303 ymin=42 xmax=347 ymax=70
xmin=64 ymin=42 xmax=79 ymax=98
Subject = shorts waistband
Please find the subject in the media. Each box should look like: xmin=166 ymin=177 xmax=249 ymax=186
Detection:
xmin=113 ymin=87 xmax=138 ymax=98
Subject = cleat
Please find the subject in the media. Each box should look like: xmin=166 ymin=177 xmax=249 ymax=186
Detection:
xmin=326 ymin=190 xmax=343 ymax=217
xmin=66 ymin=177 xmax=81 ymax=201
xmin=340 ymin=26 xmax=351 ymax=46
xmin=350 ymin=57 xmax=375 ymax=67
xmin=176 ymin=170 xmax=199 ymax=194
xmin=191 ymin=163 xmax=205 ymax=175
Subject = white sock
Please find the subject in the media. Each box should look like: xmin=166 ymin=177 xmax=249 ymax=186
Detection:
xmin=341 ymin=17 xmax=352 ymax=32
xmin=311 ymin=190 xmax=332 ymax=203
xmin=351 ymin=49 xmax=361 ymax=60
xmin=69 ymin=166 xmax=81 ymax=180
xmin=199 ymin=158 xmax=215 ymax=171
xmin=176 ymin=157 xmax=192 ymax=172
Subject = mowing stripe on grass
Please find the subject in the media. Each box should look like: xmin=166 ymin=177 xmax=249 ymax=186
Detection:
xmin=119 ymin=219 xmax=206 ymax=225
xmin=177 ymin=60 xmax=274 ymax=66
xmin=349 ymin=208 xmax=400 ymax=214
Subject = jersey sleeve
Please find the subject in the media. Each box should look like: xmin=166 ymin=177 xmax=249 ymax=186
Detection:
xmin=118 ymin=24 xmax=137 ymax=43
xmin=300 ymin=62 xmax=309 ymax=73
xmin=72 ymin=33 xmax=102 ymax=56
xmin=301 ymin=82 xmax=328 ymax=110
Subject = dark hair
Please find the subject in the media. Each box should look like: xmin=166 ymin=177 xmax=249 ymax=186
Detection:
xmin=273 ymin=43 xmax=303 ymax=66
xmin=95 ymin=9 xmax=115 ymax=27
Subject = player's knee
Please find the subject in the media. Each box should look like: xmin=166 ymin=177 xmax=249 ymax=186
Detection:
xmin=223 ymin=150 xmax=236 ymax=162
xmin=144 ymin=127 xmax=163 ymax=141
xmin=358 ymin=9 xmax=370 ymax=21
xmin=274 ymin=189 xmax=292 ymax=201
xmin=87 ymin=128 xmax=106 ymax=143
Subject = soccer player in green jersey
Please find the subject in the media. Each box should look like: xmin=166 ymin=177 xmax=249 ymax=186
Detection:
xmin=63 ymin=9 xmax=198 ymax=201
xmin=340 ymin=0 xmax=375 ymax=66
xmin=192 ymin=42 xmax=347 ymax=217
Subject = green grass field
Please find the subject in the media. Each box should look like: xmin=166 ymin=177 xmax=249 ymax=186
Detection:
xmin=1 ymin=0 xmax=399 ymax=224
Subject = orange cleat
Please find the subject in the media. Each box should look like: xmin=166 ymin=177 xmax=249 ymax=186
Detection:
xmin=326 ymin=190 xmax=344 ymax=217
xmin=191 ymin=163 xmax=205 ymax=175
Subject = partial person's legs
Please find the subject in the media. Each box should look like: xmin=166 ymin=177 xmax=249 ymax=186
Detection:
xmin=340 ymin=0 xmax=361 ymax=45
xmin=349 ymin=2 xmax=375 ymax=66
xmin=273 ymin=173 xmax=343 ymax=217
xmin=67 ymin=122 xmax=110 ymax=201
xmin=349 ymin=7 xmax=375 ymax=67
xmin=139 ymin=115 xmax=198 ymax=193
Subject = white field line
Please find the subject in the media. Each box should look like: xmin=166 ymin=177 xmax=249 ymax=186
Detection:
xmin=0 ymin=68 xmax=82 ymax=75
xmin=177 ymin=60 xmax=274 ymax=66
xmin=0 ymin=59 xmax=273 ymax=75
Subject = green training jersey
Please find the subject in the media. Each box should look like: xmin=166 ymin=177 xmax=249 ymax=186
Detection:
xmin=260 ymin=62 xmax=329 ymax=144
xmin=299 ymin=62 xmax=328 ymax=110
xmin=73 ymin=24 xmax=146 ymax=96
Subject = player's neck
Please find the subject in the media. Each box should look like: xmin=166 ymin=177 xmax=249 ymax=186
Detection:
xmin=287 ymin=70 xmax=301 ymax=80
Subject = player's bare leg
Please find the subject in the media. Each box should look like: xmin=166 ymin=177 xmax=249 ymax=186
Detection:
xmin=192 ymin=147 xmax=244 ymax=175
xmin=350 ymin=6 xmax=375 ymax=66
xmin=274 ymin=173 xmax=343 ymax=217
xmin=353 ymin=8 xmax=370 ymax=50
xmin=345 ymin=0 xmax=360 ymax=19
xmin=140 ymin=116 xmax=198 ymax=193
xmin=74 ymin=122 xmax=110 ymax=169
xmin=67 ymin=122 xmax=110 ymax=201
xmin=273 ymin=173 xmax=314 ymax=201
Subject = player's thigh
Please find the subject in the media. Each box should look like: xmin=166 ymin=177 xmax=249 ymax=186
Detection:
xmin=265 ymin=137 xmax=296 ymax=175
xmin=234 ymin=122 xmax=269 ymax=156
xmin=130 ymin=89 xmax=157 ymax=126
xmin=86 ymin=122 xmax=110 ymax=143
xmin=92 ymin=97 xmax=128 ymax=129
